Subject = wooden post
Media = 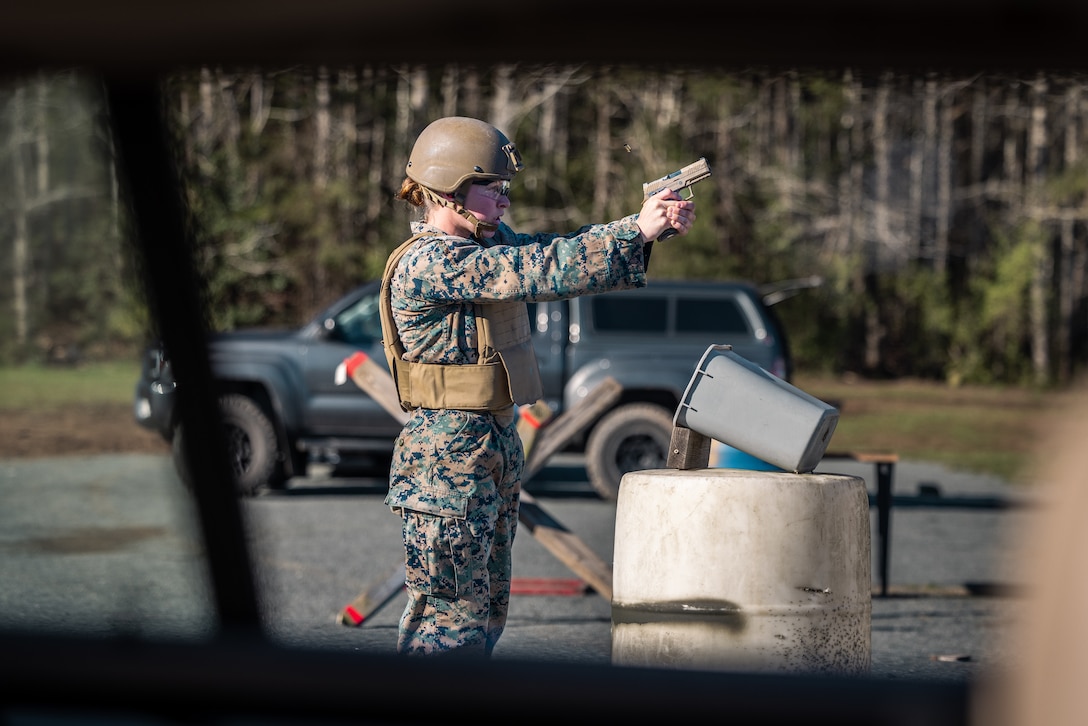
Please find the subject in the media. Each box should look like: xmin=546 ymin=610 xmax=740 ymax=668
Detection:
xmin=665 ymin=425 xmax=712 ymax=469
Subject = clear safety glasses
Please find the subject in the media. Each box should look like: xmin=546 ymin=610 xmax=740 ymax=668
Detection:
xmin=472 ymin=179 xmax=511 ymax=200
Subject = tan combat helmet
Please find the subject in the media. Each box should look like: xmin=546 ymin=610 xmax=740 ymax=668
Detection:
xmin=406 ymin=116 xmax=524 ymax=195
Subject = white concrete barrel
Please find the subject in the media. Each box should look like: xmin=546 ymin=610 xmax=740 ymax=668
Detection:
xmin=612 ymin=468 xmax=871 ymax=674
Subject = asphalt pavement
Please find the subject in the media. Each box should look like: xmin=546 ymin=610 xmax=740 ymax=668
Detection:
xmin=0 ymin=452 xmax=1039 ymax=687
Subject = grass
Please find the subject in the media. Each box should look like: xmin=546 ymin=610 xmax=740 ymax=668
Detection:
xmin=0 ymin=362 xmax=1066 ymax=485
xmin=795 ymin=373 xmax=1060 ymax=485
xmin=0 ymin=361 xmax=142 ymax=409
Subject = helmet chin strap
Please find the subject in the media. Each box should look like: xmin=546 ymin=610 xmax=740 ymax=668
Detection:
xmin=467 ymin=215 xmax=499 ymax=236
xmin=422 ymin=186 xmax=498 ymax=238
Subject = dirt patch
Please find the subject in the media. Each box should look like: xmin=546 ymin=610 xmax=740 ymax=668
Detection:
xmin=0 ymin=403 xmax=170 ymax=459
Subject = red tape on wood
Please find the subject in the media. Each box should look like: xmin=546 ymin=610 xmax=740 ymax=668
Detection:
xmin=344 ymin=351 xmax=368 ymax=377
xmin=510 ymin=578 xmax=588 ymax=596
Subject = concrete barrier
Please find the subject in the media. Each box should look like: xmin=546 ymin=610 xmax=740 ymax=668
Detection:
xmin=611 ymin=468 xmax=871 ymax=674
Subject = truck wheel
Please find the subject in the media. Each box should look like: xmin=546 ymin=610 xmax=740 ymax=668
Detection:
xmin=170 ymin=394 xmax=283 ymax=497
xmin=585 ymin=403 xmax=674 ymax=500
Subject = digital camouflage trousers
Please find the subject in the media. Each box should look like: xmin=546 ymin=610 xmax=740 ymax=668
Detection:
xmin=384 ymin=407 xmax=523 ymax=656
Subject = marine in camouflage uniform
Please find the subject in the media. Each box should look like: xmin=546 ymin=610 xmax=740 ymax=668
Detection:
xmin=382 ymin=117 xmax=695 ymax=657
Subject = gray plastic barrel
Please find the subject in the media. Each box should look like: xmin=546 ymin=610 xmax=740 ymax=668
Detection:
xmin=611 ymin=468 xmax=871 ymax=674
xmin=674 ymin=344 xmax=839 ymax=473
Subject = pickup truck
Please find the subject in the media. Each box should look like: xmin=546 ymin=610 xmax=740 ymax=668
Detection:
xmin=134 ymin=278 xmax=804 ymax=499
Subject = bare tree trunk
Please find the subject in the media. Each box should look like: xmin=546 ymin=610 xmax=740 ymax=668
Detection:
xmin=460 ymin=67 xmax=482 ymax=121
xmin=748 ymin=75 xmax=770 ymax=178
xmin=846 ymin=70 xmax=865 ymax=252
xmin=935 ymin=78 xmax=953 ymax=276
xmin=389 ymin=64 xmax=421 ymax=244
xmin=553 ymin=81 xmax=571 ymax=179
xmin=772 ymin=74 xmax=789 ymax=169
xmin=488 ymin=64 xmax=515 ymax=133
xmin=655 ymin=72 xmax=681 ymax=130
xmin=714 ymin=90 xmax=737 ymax=257
xmin=248 ymin=71 xmax=271 ymax=136
xmin=312 ymin=67 xmax=332 ymax=303
xmin=441 ymin=65 xmax=459 ymax=118
xmin=855 ymin=77 xmax=882 ymax=372
xmin=35 ymin=77 xmax=49 ymax=195
xmin=909 ymin=77 xmax=926 ymax=260
xmin=786 ymin=72 xmax=802 ymax=172
xmin=920 ymin=76 xmax=939 ymax=264
xmin=1059 ymin=221 xmax=1076 ymax=383
xmin=175 ymin=81 xmax=194 ymax=168
xmin=1003 ymin=91 xmax=1023 ymax=205
xmin=197 ymin=67 xmax=214 ymax=170
xmin=963 ymin=78 xmax=990 ymax=281
xmin=535 ymin=74 xmax=572 ymax=203
xmin=1055 ymin=84 xmax=1080 ymax=383
xmin=363 ymin=67 xmax=388 ymax=250
xmin=394 ymin=64 xmax=423 ymax=154
xmin=244 ymin=71 xmax=270 ymax=205
xmin=591 ymin=81 xmax=613 ymax=221
xmin=833 ymin=70 xmax=857 ymax=259
xmin=1027 ymin=75 xmax=1051 ymax=385
xmin=106 ymin=87 xmax=121 ymax=262
xmin=1066 ymin=84 xmax=1087 ymax=383
xmin=409 ymin=65 xmax=429 ymax=119
xmin=217 ymin=70 xmax=241 ymax=180
xmin=771 ymin=73 xmax=799 ymax=226
xmin=34 ymin=75 xmax=52 ymax=326
xmin=537 ymin=79 xmax=558 ymax=166
xmin=336 ymin=69 xmax=358 ymax=246
xmin=314 ymin=68 xmax=330 ymax=194
xmin=10 ymin=85 xmax=30 ymax=352
xmin=365 ymin=115 xmax=387 ymax=237
xmin=970 ymin=80 xmax=988 ymax=184
xmin=834 ymin=70 xmax=881 ymax=371
xmin=873 ymin=74 xmax=892 ymax=253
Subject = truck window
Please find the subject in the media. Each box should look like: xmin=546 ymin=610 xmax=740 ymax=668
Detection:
xmin=592 ymin=296 xmax=668 ymax=333
xmin=333 ymin=291 xmax=384 ymax=345
xmin=675 ymin=297 xmax=751 ymax=334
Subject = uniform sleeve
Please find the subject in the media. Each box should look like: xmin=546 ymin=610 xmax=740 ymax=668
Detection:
xmin=402 ymin=215 xmax=648 ymax=304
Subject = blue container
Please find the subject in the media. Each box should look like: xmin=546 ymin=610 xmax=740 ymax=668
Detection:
xmin=713 ymin=441 xmax=783 ymax=472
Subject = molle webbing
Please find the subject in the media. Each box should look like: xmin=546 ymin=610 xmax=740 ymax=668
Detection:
xmin=475 ymin=301 xmax=544 ymax=406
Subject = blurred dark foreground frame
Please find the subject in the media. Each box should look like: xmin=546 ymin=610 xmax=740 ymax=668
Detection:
xmin=1 ymin=629 xmax=968 ymax=725
xmin=9 ymin=1 xmax=1086 ymax=721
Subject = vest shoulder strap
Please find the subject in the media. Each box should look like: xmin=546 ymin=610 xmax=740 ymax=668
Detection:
xmin=378 ymin=234 xmax=427 ymax=410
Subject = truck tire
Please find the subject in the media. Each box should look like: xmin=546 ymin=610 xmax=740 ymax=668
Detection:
xmin=585 ymin=402 xmax=674 ymax=500
xmin=171 ymin=393 xmax=283 ymax=497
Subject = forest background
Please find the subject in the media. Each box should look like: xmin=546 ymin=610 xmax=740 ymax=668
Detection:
xmin=3 ymin=63 xmax=1088 ymax=388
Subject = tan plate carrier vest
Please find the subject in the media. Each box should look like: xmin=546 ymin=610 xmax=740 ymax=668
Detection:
xmin=379 ymin=234 xmax=544 ymax=412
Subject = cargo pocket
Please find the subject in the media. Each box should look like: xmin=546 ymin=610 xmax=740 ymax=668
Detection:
xmin=402 ymin=511 xmax=458 ymax=599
